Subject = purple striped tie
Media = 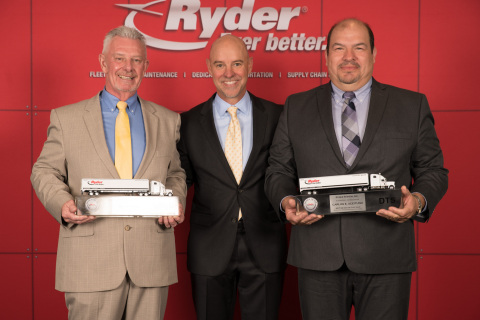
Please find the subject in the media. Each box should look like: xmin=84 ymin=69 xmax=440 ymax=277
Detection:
xmin=342 ymin=91 xmax=361 ymax=167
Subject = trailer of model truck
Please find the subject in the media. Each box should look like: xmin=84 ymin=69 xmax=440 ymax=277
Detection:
xmin=81 ymin=179 xmax=173 ymax=196
xmin=299 ymin=173 xmax=395 ymax=193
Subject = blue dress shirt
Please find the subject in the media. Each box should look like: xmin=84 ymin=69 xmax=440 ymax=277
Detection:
xmin=212 ymin=92 xmax=253 ymax=170
xmin=100 ymin=89 xmax=146 ymax=177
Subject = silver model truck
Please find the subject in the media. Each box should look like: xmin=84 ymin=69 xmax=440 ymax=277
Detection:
xmin=299 ymin=173 xmax=395 ymax=194
xmin=81 ymin=179 xmax=173 ymax=196
xmin=77 ymin=179 xmax=177 ymax=217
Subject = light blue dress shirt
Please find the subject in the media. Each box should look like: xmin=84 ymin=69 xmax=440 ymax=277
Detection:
xmin=100 ymin=89 xmax=146 ymax=177
xmin=212 ymin=92 xmax=253 ymax=170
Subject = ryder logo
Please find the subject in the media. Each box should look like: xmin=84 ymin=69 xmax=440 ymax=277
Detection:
xmin=87 ymin=180 xmax=104 ymax=185
xmin=116 ymin=0 xmax=322 ymax=52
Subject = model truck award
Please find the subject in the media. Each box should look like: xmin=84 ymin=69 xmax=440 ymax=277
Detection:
xmin=76 ymin=179 xmax=179 ymax=217
xmin=297 ymin=173 xmax=401 ymax=215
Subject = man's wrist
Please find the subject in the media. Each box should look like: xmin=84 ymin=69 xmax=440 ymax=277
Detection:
xmin=411 ymin=193 xmax=423 ymax=214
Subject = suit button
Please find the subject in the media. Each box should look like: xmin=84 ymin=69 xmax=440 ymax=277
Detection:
xmin=238 ymin=189 xmax=244 ymax=193
xmin=125 ymin=225 xmax=131 ymax=231
xmin=231 ymin=217 xmax=237 ymax=223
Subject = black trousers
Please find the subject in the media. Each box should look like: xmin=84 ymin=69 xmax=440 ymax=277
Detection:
xmin=191 ymin=220 xmax=284 ymax=320
xmin=298 ymin=265 xmax=411 ymax=320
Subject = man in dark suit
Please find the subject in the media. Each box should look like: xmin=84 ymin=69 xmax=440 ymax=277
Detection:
xmin=265 ymin=18 xmax=448 ymax=320
xmin=177 ymin=35 xmax=286 ymax=320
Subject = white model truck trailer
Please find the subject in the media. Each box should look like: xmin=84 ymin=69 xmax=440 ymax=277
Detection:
xmin=81 ymin=179 xmax=173 ymax=196
xmin=299 ymin=173 xmax=395 ymax=194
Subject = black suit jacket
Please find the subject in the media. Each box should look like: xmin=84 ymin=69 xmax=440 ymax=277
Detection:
xmin=265 ymin=79 xmax=448 ymax=274
xmin=178 ymin=92 xmax=287 ymax=276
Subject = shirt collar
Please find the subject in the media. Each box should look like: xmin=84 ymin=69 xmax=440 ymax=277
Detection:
xmin=213 ymin=91 xmax=251 ymax=118
xmin=331 ymin=78 xmax=372 ymax=104
xmin=100 ymin=88 xmax=140 ymax=114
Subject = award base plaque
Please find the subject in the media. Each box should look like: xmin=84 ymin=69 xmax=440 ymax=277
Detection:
xmin=296 ymin=189 xmax=402 ymax=215
xmin=76 ymin=195 xmax=179 ymax=217
xmin=76 ymin=179 xmax=179 ymax=217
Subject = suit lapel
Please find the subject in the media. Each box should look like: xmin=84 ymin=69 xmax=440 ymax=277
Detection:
xmin=316 ymin=84 xmax=346 ymax=166
xmin=200 ymin=95 xmax=239 ymax=184
xmin=242 ymin=93 xmax=267 ymax=183
xmin=135 ymin=98 xmax=158 ymax=179
xmin=83 ymin=94 xmax=119 ymax=178
xmin=351 ymin=79 xmax=388 ymax=168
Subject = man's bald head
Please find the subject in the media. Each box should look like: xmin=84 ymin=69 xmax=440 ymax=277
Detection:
xmin=206 ymin=35 xmax=253 ymax=105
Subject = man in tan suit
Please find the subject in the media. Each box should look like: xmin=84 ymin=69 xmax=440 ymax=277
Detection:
xmin=31 ymin=26 xmax=186 ymax=320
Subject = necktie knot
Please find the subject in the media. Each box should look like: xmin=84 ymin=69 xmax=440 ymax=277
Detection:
xmin=117 ymin=101 xmax=128 ymax=112
xmin=343 ymin=91 xmax=355 ymax=104
xmin=227 ymin=106 xmax=238 ymax=118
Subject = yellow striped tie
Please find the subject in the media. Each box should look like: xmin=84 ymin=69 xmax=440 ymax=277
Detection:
xmin=225 ymin=106 xmax=243 ymax=219
xmin=115 ymin=101 xmax=132 ymax=179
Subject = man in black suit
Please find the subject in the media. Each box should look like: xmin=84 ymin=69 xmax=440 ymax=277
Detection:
xmin=265 ymin=18 xmax=448 ymax=320
xmin=177 ymin=35 xmax=286 ymax=320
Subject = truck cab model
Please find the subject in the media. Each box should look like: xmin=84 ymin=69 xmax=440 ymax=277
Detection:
xmin=149 ymin=181 xmax=173 ymax=196
xmin=299 ymin=173 xmax=395 ymax=195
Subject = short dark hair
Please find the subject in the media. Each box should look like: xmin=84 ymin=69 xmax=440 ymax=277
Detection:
xmin=326 ymin=19 xmax=374 ymax=53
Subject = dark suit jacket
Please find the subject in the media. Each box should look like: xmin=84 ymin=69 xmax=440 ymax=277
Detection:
xmin=265 ymin=79 xmax=448 ymax=274
xmin=178 ymin=92 xmax=287 ymax=276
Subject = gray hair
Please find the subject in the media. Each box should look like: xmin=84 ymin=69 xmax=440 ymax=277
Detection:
xmin=102 ymin=26 xmax=147 ymax=54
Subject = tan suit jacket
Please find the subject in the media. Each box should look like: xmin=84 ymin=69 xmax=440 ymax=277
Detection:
xmin=31 ymin=93 xmax=187 ymax=292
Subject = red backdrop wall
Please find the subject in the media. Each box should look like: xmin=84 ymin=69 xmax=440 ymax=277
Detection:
xmin=1 ymin=0 xmax=479 ymax=319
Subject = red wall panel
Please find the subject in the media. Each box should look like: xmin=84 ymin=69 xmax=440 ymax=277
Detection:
xmin=0 ymin=1 xmax=31 ymax=109
xmin=33 ymin=254 xmax=68 ymax=319
xmin=419 ymin=0 xmax=480 ymax=110
xmin=417 ymin=255 xmax=480 ymax=320
xmin=0 ymin=255 xmax=32 ymax=319
xmin=418 ymin=112 xmax=478 ymax=254
xmin=0 ymin=112 xmax=32 ymax=252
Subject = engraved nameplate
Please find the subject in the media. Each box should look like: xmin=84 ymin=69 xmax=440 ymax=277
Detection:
xmin=329 ymin=193 xmax=366 ymax=213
